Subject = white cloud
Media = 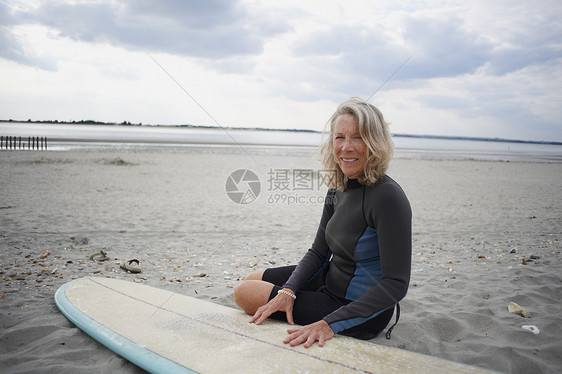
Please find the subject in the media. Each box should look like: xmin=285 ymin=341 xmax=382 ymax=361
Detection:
xmin=1 ymin=0 xmax=290 ymax=64
xmin=0 ymin=0 xmax=561 ymax=141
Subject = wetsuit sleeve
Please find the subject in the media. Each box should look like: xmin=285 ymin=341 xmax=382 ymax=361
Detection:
xmin=282 ymin=189 xmax=336 ymax=293
xmin=323 ymin=182 xmax=412 ymax=333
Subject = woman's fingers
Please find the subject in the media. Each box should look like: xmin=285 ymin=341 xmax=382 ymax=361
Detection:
xmin=284 ymin=321 xmax=334 ymax=348
xmin=249 ymin=295 xmax=294 ymax=325
xmin=285 ymin=309 xmax=294 ymax=325
xmin=249 ymin=304 xmax=271 ymax=324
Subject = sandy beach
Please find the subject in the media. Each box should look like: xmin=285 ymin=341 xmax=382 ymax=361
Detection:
xmin=0 ymin=150 xmax=560 ymax=373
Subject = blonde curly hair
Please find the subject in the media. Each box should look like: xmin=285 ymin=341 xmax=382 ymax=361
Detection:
xmin=319 ymin=97 xmax=393 ymax=190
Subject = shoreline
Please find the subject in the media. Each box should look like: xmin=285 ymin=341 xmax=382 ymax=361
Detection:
xmin=1 ymin=151 xmax=561 ymax=373
xmin=2 ymin=122 xmax=562 ymax=163
xmin=2 ymin=141 xmax=562 ymax=163
xmin=2 ymin=120 xmax=561 ymax=145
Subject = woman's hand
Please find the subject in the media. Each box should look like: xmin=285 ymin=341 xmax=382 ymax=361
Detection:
xmin=249 ymin=288 xmax=295 ymax=325
xmin=284 ymin=320 xmax=335 ymax=348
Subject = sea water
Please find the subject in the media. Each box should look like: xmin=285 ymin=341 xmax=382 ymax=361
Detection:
xmin=1 ymin=122 xmax=561 ymax=162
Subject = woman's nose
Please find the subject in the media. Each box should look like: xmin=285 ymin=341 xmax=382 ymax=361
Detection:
xmin=341 ymin=138 xmax=353 ymax=151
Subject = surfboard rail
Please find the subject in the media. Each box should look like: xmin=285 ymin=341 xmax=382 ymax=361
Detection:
xmin=55 ymin=278 xmax=196 ymax=374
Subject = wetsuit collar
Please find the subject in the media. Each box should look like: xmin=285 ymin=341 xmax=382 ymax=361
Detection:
xmin=346 ymin=178 xmax=362 ymax=190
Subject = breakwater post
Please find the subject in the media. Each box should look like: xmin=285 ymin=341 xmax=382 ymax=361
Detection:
xmin=0 ymin=136 xmax=47 ymax=150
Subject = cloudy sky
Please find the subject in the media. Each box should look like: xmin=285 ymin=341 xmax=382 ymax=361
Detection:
xmin=1 ymin=0 xmax=561 ymax=142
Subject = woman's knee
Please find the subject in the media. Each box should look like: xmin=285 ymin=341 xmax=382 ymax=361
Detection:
xmin=233 ymin=280 xmax=255 ymax=311
xmin=243 ymin=269 xmax=265 ymax=281
xmin=233 ymin=279 xmax=273 ymax=315
xmin=233 ymin=280 xmax=248 ymax=306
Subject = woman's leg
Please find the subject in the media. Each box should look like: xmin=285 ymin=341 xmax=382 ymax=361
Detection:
xmin=243 ymin=269 xmax=265 ymax=281
xmin=233 ymin=279 xmax=274 ymax=315
xmin=242 ymin=266 xmax=340 ymax=326
xmin=235 ymin=266 xmax=395 ymax=339
xmin=233 ymin=267 xmax=294 ymax=315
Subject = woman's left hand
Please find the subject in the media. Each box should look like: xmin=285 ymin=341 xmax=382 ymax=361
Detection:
xmin=283 ymin=320 xmax=335 ymax=348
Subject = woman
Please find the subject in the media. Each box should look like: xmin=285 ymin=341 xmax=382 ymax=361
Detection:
xmin=234 ymin=97 xmax=411 ymax=348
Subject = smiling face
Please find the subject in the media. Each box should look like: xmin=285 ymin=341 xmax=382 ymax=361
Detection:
xmin=333 ymin=113 xmax=369 ymax=180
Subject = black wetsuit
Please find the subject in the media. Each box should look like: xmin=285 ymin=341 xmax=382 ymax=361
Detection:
xmin=264 ymin=176 xmax=411 ymax=337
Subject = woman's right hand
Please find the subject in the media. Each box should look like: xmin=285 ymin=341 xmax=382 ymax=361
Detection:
xmin=249 ymin=288 xmax=295 ymax=325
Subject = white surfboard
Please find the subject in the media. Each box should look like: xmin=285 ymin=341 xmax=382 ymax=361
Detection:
xmin=54 ymin=277 xmax=496 ymax=373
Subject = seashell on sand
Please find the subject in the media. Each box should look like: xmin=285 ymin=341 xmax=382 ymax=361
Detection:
xmin=508 ymin=301 xmax=531 ymax=318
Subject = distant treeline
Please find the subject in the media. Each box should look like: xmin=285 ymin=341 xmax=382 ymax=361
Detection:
xmin=392 ymin=133 xmax=562 ymax=146
xmin=0 ymin=119 xmax=319 ymax=133
xmin=1 ymin=119 xmax=141 ymax=126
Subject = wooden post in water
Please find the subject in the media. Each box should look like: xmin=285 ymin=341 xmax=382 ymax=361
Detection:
xmin=0 ymin=135 xmax=48 ymax=150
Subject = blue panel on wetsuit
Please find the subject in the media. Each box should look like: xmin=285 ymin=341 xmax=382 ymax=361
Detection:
xmin=345 ymin=226 xmax=381 ymax=301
